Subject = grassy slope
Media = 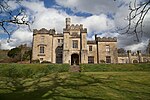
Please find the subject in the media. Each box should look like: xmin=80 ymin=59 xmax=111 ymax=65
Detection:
xmin=0 ymin=64 xmax=150 ymax=100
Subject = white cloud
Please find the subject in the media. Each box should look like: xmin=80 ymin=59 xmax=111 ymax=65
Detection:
xmin=31 ymin=9 xmax=68 ymax=32
xmin=22 ymin=0 xmax=46 ymax=12
xmin=21 ymin=1 xmax=69 ymax=32
xmin=21 ymin=1 xmax=116 ymax=35
xmin=0 ymin=28 xmax=32 ymax=49
xmin=1 ymin=0 xmax=149 ymax=52
xmin=55 ymin=0 xmax=118 ymax=14
xmin=81 ymin=14 xmax=115 ymax=36
xmin=125 ymin=40 xmax=148 ymax=52
xmin=7 ymin=1 xmax=20 ymax=10
xmin=0 ymin=39 xmax=14 ymax=50
xmin=11 ymin=28 xmax=32 ymax=43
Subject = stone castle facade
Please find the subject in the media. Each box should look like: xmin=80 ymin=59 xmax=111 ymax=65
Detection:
xmin=32 ymin=18 xmax=150 ymax=64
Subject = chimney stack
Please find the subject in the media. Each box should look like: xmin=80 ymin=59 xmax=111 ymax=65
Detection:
xmin=127 ymin=50 xmax=131 ymax=63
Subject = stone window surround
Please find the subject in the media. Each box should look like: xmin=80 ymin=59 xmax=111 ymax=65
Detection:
xmin=72 ymin=40 xmax=78 ymax=48
xmin=89 ymin=46 xmax=92 ymax=51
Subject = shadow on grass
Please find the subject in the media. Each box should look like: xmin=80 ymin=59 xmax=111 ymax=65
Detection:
xmin=0 ymin=72 xmax=150 ymax=100
xmin=0 ymin=73 xmax=105 ymax=100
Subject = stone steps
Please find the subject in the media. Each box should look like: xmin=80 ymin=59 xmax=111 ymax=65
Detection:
xmin=69 ymin=65 xmax=81 ymax=72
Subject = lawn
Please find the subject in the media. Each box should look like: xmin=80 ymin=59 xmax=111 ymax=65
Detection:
xmin=0 ymin=64 xmax=150 ymax=100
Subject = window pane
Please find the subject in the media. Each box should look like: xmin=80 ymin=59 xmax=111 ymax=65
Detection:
xmin=88 ymin=56 xmax=94 ymax=63
xmin=61 ymin=39 xmax=63 ymax=43
xmin=41 ymin=36 xmax=44 ymax=43
xmin=106 ymin=56 xmax=111 ymax=63
xmin=40 ymin=46 xmax=44 ymax=53
xmin=106 ymin=45 xmax=110 ymax=51
xmin=72 ymin=40 xmax=78 ymax=48
xmin=89 ymin=46 xmax=92 ymax=51
xmin=106 ymin=45 xmax=110 ymax=55
xmin=58 ymin=39 xmax=60 ymax=43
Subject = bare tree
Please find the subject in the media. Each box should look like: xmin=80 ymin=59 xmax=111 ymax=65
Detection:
xmin=117 ymin=0 xmax=150 ymax=42
xmin=0 ymin=0 xmax=31 ymax=41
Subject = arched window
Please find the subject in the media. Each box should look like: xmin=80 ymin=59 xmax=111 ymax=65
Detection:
xmin=133 ymin=60 xmax=138 ymax=63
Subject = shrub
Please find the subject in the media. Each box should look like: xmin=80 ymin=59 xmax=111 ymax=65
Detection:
xmin=100 ymin=60 xmax=105 ymax=63
xmin=32 ymin=59 xmax=40 ymax=63
xmin=7 ymin=47 xmax=21 ymax=58
xmin=41 ymin=61 xmax=51 ymax=64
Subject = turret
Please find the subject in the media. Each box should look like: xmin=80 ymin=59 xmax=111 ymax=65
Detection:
xmin=66 ymin=18 xmax=71 ymax=29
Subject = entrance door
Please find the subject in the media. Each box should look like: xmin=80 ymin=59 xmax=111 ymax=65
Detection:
xmin=71 ymin=54 xmax=79 ymax=65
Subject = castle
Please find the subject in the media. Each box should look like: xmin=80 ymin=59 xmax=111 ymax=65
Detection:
xmin=32 ymin=18 xmax=150 ymax=64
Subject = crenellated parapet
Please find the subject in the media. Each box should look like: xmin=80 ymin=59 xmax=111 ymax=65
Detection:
xmin=64 ymin=18 xmax=86 ymax=32
xmin=81 ymin=28 xmax=87 ymax=33
xmin=65 ymin=24 xmax=84 ymax=31
xmin=63 ymin=27 xmax=87 ymax=33
xmin=70 ymin=24 xmax=83 ymax=29
xmin=53 ymin=33 xmax=63 ymax=37
xmin=33 ymin=28 xmax=55 ymax=35
xmin=87 ymin=40 xmax=96 ymax=44
xmin=96 ymin=37 xmax=117 ymax=42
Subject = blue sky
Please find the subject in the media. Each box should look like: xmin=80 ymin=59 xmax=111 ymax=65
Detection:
xmin=0 ymin=0 xmax=150 ymax=51
xmin=44 ymin=0 xmax=93 ymax=17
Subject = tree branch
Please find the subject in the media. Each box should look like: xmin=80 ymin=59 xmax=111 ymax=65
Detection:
xmin=121 ymin=0 xmax=150 ymax=42
xmin=0 ymin=0 xmax=31 ymax=42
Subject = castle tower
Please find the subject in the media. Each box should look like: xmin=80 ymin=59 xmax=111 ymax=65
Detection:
xmin=97 ymin=37 xmax=118 ymax=63
xmin=63 ymin=18 xmax=88 ymax=64
xmin=32 ymin=28 xmax=53 ymax=63
xmin=66 ymin=18 xmax=71 ymax=29
xmin=81 ymin=28 xmax=88 ymax=64
xmin=63 ymin=18 xmax=71 ymax=64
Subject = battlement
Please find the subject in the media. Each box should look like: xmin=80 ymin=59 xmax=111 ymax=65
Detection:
xmin=69 ymin=24 xmax=83 ymax=29
xmin=33 ymin=28 xmax=55 ymax=35
xmin=53 ymin=33 xmax=63 ymax=37
xmin=65 ymin=18 xmax=85 ymax=31
xmin=96 ymin=37 xmax=117 ymax=42
xmin=87 ymin=40 xmax=96 ymax=44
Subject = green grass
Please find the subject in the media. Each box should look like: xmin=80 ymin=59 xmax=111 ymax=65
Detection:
xmin=80 ymin=63 xmax=150 ymax=72
xmin=0 ymin=63 xmax=150 ymax=100
xmin=0 ymin=63 xmax=69 ymax=78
